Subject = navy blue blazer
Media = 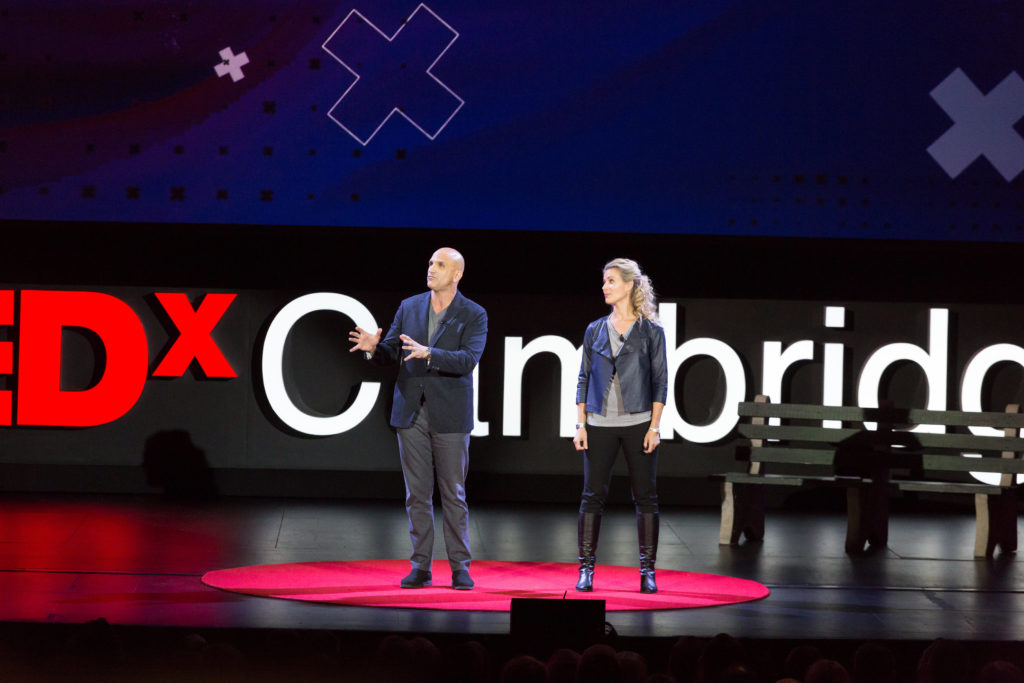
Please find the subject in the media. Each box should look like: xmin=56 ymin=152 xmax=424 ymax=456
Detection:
xmin=576 ymin=316 xmax=668 ymax=415
xmin=371 ymin=290 xmax=487 ymax=433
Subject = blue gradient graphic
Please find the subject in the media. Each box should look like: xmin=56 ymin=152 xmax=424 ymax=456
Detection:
xmin=1 ymin=1 xmax=1022 ymax=240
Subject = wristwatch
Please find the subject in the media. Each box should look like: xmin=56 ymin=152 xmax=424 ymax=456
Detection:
xmin=575 ymin=423 xmax=586 ymax=430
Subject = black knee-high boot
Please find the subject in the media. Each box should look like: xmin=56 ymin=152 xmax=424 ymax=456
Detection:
xmin=575 ymin=511 xmax=601 ymax=591
xmin=638 ymin=511 xmax=659 ymax=593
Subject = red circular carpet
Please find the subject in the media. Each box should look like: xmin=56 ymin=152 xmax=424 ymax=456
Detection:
xmin=202 ymin=560 xmax=769 ymax=611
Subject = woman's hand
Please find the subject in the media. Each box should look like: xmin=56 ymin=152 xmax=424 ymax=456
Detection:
xmin=573 ymin=426 xmax=588 ymax=451
xmin=643 ymin=428 xmax=660 ymax=454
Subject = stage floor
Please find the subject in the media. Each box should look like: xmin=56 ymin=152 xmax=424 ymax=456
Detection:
xmin=1 ymin=493 xmax=1023 ymax=641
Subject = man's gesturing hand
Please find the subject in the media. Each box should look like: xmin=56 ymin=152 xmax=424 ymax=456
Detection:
xmin=400 ymin=334 xmax=430 ymax=362
xmin=348 ymin=327 xmax=382 ymax=353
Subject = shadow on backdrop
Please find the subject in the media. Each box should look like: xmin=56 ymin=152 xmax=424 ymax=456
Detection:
xmin=142 ymin=430 xmax=218 ymax=500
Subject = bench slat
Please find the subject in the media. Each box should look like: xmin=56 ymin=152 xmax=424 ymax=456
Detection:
xmin=738 ymin=424 xmax=858 ymax=442
xmin=723 ymin=473 xmax=869 ymax=487
xmin=738 ymin=402 xmax=1024 ymax=429
xmin=739 ymin=403 xmax=871 ymax=422
xmin=746 ymin=447 xmax=837 ymax=465
xmin=920 ymin=454 xmax=1024 ymax=474
xmin=723 ymin=473 xmax=807 ymax=486
xmin=739 ymin=424 xmax=1024 ymax=452
xmin=746 ymin=447 xmax=1024 ymax=474
xmin=898 ymin=481 xmax=1003 ymax=495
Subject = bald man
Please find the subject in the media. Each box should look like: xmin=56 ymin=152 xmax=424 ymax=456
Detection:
xmin=350 ymin=248 xmax=488 ymax=590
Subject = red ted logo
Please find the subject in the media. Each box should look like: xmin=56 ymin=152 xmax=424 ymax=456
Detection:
xmin=2 ymin=290 xmax=236 ymax=427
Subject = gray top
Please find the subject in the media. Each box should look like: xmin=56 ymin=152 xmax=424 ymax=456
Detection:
xmin=587 ymin=319 xmax=651 ymax=427
xmin=428 ymin=304 xmax=447 ymax=344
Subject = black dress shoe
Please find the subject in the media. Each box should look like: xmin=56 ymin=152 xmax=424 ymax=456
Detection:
xmin=400 ymin=568 xmax=432 ymax=588
xmin=451 ymin=570 xmax=474 ymax=590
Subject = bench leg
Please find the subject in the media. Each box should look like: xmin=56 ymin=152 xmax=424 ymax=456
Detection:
xmin=975 ymin=492 xmax=1018 ymax=558
xmin=846 ymin=480 xmax=889 ymax=554
xmin=720 ymin=482 xmax=764 ymax=545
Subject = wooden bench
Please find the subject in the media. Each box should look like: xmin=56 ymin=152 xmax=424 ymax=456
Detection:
xmin=719 ymin=396 xmax=1024 ymax=556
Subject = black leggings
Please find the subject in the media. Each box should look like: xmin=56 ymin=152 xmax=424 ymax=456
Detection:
xmin=579 ymin=422 xmax=659 ymax=514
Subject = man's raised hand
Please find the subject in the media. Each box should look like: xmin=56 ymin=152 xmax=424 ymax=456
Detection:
xmin=349 ymin=327 xmax=382 ymax=353
xmin=400 ymin=334 xmax=430 ymax=361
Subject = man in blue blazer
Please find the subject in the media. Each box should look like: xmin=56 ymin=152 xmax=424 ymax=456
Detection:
xmin=349 ymin=247 xmax=487 ymax=590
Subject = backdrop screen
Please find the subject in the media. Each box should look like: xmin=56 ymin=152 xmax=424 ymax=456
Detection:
xmin=1 ymin=1 xmax=1022 ymax=240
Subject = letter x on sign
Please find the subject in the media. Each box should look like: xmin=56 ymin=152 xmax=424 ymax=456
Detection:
xmin=928 ymin=68 xmax=1024 ymax=181
xmin=322 ymin=3 xmax=464 ymax=145
xmin=152 ymin=293 xmax=237 ymax=378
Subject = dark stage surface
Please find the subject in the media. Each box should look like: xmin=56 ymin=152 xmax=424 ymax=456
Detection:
xmin=1 ymin=493 xmax=1023 ymax=642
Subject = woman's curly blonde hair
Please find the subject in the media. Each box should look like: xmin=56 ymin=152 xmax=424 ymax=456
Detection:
xmin=604 ymin=258 xmax=659 ymax=324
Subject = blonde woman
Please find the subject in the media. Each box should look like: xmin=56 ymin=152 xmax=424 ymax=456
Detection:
xmin=572 ymin=258 xmax=667 ymax=593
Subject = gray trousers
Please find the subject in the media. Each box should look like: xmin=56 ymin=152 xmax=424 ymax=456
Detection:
xmin=396 ymin=404 xmax=471 ymax=572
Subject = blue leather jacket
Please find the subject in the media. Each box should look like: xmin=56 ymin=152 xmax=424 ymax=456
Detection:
xmin=576 ymin=316 xmax=668 ymax=415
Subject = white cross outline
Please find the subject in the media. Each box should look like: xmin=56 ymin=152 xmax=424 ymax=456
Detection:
xmin=927 ymin=68 xmax=1024 ymax=181
xmin=214 ymin=47 xmax=250 ymax=83
xmin=321 ymin=3 xmax=465 ymax=146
